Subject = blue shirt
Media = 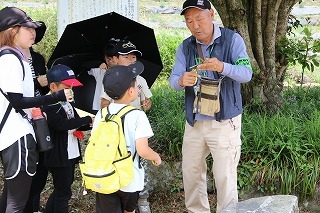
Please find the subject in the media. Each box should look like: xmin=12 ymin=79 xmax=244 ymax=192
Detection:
xmin=169 ymin=24 xmax=252 ymax=121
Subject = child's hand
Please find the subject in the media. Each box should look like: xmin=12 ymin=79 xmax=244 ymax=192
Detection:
xmin=90 ymin=116 xmax=95 ymax=127
xmin=64 ymin=89 xmax=74 ymax=102
xmin=152 ymin=154 xmax=161 ymax=166
xmin=141 ymin=98 xmax=152 ymax=111
xmin=99 ymin=62 xmax=107 ymax=70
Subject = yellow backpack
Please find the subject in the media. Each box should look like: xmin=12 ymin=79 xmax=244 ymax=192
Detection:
xmin=79 ymin=105 xmax=137 ymax=194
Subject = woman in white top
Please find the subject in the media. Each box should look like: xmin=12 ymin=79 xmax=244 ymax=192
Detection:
xmin=0 ymin=7 xmax=73 ymax=212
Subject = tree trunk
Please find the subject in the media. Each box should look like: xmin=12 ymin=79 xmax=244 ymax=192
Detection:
xmin=211 ymin=0 xmax=299 ymax=112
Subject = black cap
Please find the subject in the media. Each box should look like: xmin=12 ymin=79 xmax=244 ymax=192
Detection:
xmin=34 ymin=21 xmax=46 ymax=44
xmin=0 ymin=7 xmax=46 ymax=44
xmin=180 ymin=0 xmax=211 ymax=15
xmin=103 ymin=61 xmax=144 ymax=100
xmin=113 ymin=40 xmax=142 ymax=56
xmin=104 ymin=38 xmax=120 ymax=57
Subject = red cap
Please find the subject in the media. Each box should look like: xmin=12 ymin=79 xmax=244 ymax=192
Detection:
xmin=61 ymin=78 xmax=83 ymax=87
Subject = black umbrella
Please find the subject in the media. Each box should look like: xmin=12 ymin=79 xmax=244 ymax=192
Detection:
xmin=47 ymin=12 xmax=163 ymax=114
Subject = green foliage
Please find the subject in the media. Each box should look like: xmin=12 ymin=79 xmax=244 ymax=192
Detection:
xmin=156 ymin=30 xmax=186 ymax=77
xmin=278 ymin=17 xmax=320 ymax=85
xmin=147 ymin=76 xmax=185 ymax=160
xmin=23 ymin=6 xmax=58 ymax=62
xmin=239 ymin=86 xmax=320 ymax=200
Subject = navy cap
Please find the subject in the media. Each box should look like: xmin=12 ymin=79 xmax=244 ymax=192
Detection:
xmin=113 ymin=40 xmax=142 ymax=56
xmin=47 ymin=64 xmax=83 ymax=87
xmin=180 ymin=0 xmax=211 ymax=15
xmin=103 ymin=61 xmax=144 ymax=100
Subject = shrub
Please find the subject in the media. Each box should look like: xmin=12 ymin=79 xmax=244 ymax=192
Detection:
xmin=156 ymin=29 xmax=187 ymax=77
xmin=24 ymin=6 xmax=58 ymax=62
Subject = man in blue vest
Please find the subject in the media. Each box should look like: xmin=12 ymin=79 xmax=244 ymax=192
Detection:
xmin=169 ymin=0 xmax=252 ymax=212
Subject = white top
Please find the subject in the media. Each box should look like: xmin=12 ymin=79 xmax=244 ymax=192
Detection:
xmin=100 ymin=75 xmax=152 ymax=110
xmin=92 ymin=103 xmax=154 ymax=192
xmin=61 ymin=102 xmax=80 ymax=159
xmin=0 ymin=54 xmax=35 ymax=151
xmin=88 ymin=68 xmax=106 ymax=111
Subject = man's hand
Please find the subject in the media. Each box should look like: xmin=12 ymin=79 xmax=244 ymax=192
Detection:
xmin=179 ymin=71 xmax=199 ymax=87
xmin=197 ymin=57 xmax=224 ymax=73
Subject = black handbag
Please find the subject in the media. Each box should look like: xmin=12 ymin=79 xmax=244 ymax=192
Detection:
xmin=0 ymin=88 xmax=53 ymax=152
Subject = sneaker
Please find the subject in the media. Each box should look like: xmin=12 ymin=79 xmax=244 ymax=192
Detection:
xmin=138 ymin=201 xmax=151 ymax=213
xmin=139 ymin=190 xmax=149 ymax=199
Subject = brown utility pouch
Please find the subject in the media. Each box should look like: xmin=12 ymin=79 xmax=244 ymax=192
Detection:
xmin=193 ymin=77 xmax=222 ymax=117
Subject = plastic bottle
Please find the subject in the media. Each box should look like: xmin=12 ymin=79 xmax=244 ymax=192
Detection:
xmin=32 ymin=108 xmax=53 ymax=152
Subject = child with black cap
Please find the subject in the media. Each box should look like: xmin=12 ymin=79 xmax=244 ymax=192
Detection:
xmin=0 ymin=7 xmax=73 ymax=212
xmin=43 ymin=64 xmax=94 ymax=213
xmin=93 ymin=63 xmax=161 ymax=213
xmin=88 ymin=38 xmax=120 ymax=112
xmin=100 ymin=39 xmax=152 ymax=112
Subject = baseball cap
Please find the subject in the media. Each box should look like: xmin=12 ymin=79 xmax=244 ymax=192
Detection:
xmin=47 ymin=64 xmax=83 ymax=87
xmin=104 ymin=38 xmax=120 ymax=57
xmin=180 ymin=0 xmax=211 ymax=15
xmin=113 ymin=40 xmax=142 ymax=56
xmin=0 ymin=7 xmax=46 ymax=44
xmin=103 ymin=61 xmax=144 ymax=100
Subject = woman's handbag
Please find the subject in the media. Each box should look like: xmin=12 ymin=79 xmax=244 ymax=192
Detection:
xmin=0 ymin=88 xmax=53 ymax=152
xmin=31 ymin=108 xmax=53 ymax=152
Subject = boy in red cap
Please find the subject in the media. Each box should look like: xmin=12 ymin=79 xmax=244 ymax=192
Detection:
xmin=43 ymin=64 xmax=94 ymax=213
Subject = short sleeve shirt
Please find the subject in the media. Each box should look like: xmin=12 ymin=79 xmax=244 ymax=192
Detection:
xmin=0 ymin=54 xmax=35 ymax=151
xmin=88 ymin=68 xmax=106 ymax=111
xmin=92 ymin=103 xmax=154 ymax=192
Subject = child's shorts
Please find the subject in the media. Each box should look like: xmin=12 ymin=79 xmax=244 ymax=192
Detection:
xmin=96 ymin=190 xmax=139 ymax=213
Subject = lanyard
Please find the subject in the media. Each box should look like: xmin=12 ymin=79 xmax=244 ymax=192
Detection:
xmin=194 ymin=43 xmax=214 ymax=65
xmin=194 ymin=43 xmax=219 ymax=79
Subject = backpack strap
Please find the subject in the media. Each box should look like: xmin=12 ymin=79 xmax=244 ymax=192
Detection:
xmin=102 ymin=106 xmax=142 ymax=168
xmin=0 ymin=49 xmax=25 ymax=80
xmin=0 ymin=91 xmax=12 ymax=133
xmin=115 ymin=106 xmax=142 ymax=168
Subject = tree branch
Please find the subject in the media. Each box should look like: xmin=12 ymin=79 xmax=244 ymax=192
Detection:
xmin=251 ymin=0 xmax=265 ymax=71
xmin=264 ymin=0 xmax=279 ymax=80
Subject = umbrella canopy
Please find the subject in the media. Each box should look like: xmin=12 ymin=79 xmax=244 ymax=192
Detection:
xmin=47 ymin=12 xmax=163 ymax=114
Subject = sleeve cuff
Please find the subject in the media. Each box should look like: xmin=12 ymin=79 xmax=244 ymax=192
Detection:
xmin=221 ymin=62 xmax=231 ymax=76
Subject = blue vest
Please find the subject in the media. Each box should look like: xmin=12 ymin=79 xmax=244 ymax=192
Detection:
xmin=183 ymin=27 xmax=243 ymax=126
